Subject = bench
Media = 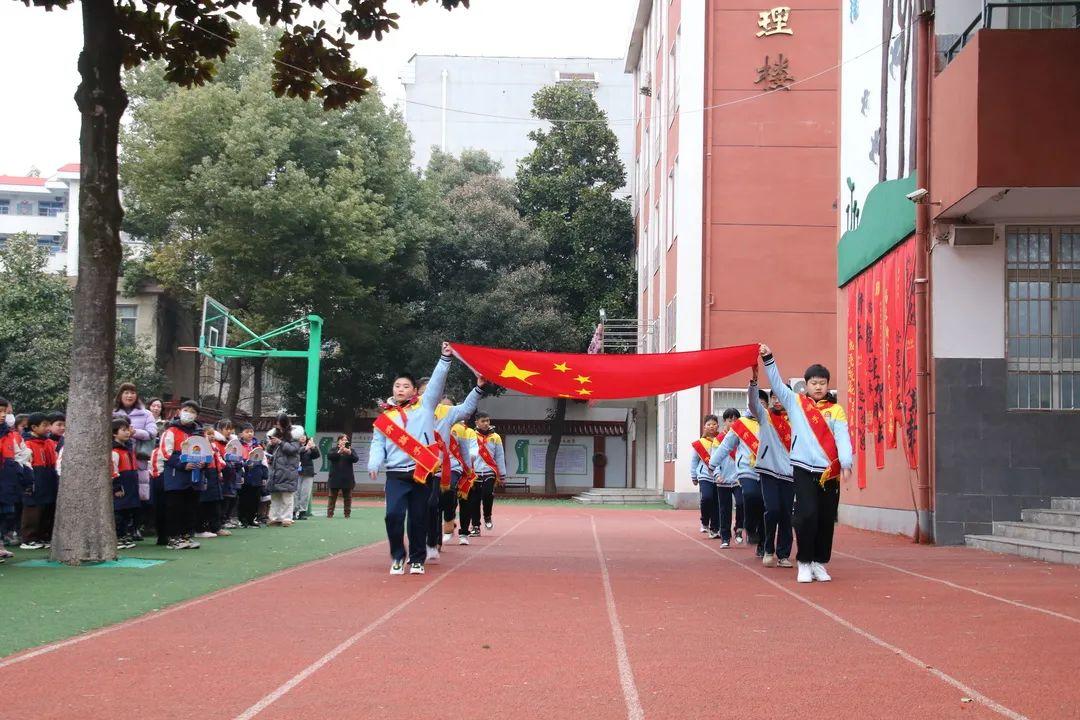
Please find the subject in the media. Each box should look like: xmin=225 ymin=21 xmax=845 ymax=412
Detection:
xmin=498 ymin=476 xmax=531 ymax=494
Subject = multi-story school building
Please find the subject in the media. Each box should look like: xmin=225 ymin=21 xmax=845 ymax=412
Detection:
xmin=623 ymin=0 xmax=840 ymax=506
xmin=835 ymin=1 xmax=1080 ymax=548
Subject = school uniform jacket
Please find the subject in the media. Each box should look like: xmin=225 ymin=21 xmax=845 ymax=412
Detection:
xmin=709 ymin=432 xmax=741 ymax=487
xmin=112 ymin=441 xmax=141 ymax=511
xmin=0 ymin=426 xmax=32 ymax=506
xmin=762 ymin=354 xmax=853 ymax=475
xmin=748 ymin=381 xmax=793 ymax=481
xmin=24 ymin=434 xmax=59 ymax=506
xmin=433 ymin=387 xmax=483 ymax=474
xmin=159 ymin=419 xmax=205 ymax=492
xmin=449 ymin=422 xmax=476 ymax=475
xmin=367 ymin=354 xmax=451 ymax=476
xmin=240 ymin=439 xmax=268 ymax=488
xmin=471 ymin=429 xmax=507 ymax=478
xmin=690 ymin=436 xmax=721 ymax=483
xmin=715 ymin=418 xmax=760 ymax=483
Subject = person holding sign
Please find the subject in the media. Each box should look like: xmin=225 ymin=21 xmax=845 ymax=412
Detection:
xmin=368 ymin=342 xmax=454 ymax=576
xmin=760 ymin=345 xmax=853 ymax=583
xmin=159 ymin=401 xmax=208 ymax=550
xmin=470 ymin=412 xmax=506 ymax=534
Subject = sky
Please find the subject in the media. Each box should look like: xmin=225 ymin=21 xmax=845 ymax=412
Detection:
xmin=0 ymin=0 xmax=634 ymax=176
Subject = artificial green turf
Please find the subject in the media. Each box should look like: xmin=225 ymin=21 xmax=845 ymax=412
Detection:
xmin=0 ymin=505 xmax=383 ymax=657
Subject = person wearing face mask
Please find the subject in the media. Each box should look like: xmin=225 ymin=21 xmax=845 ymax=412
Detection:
xmin=158 ymin=400 xmax=207 ymax=550
xmin=760 ymin=345 xmax=853 ymax=583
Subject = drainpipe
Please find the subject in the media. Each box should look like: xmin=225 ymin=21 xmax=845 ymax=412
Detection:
xmin=700 ymin=1 xmax=714 ymax=420
xmin=913 ymin=9 xmax=934 ymax=543
xmin=440 ymin=69 xmax=448 ymax=151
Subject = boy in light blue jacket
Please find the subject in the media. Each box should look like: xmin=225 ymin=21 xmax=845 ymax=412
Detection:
xmin=748 ymin=367 xmax=795 ymax=568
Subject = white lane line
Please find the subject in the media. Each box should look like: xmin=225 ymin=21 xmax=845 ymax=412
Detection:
xmin=0 ymin=539 xmax=384 ymax=671
xmin=656 ymin=518 xmax=1030 ymax=720
xmin=233 ymin=515 xmax=533 ymax=720
xmin=591 ymin=516 xmax=645 ymax=720
xmin=835 ymin=550 xmax=1080 ymax=625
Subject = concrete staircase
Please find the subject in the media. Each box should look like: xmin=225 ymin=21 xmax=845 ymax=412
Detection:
xmin=965 ymin=497 xmax=1080 ymax=566
xmin=573 ymin=488 xmax=665 ymax=505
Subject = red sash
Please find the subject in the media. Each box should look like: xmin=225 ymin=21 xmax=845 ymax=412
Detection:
xmin=690 ymin=439 xmax=712 ymax=466
xmin=770 ymin=411 xmax=793 ymax=450
xmin=373 ymin=412 xmax=440 ymax=484
xmin=434 ymin=431 xmax=452 ymax=490
xmin=730 ymin=419 xmax=760 ymax=458
xmin=475 ymin=434 xmax=502 ymax=483
xmin=448 ymin=432 xmax=477 ymax=498
xmin=797 ymin=395 xmax=842 ymax=481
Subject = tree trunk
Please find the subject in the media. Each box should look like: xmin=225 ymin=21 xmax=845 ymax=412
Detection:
xmin=879 ymin=0 xmax=894 ymax=182
xmin=544 ymin=398 xmax=567 ymax=495
xmin=252 ymin=358 xmax=265 ymax=417
xmin=51 ymin=0 xmax=128 ymax=565
xmin=223 ymin=358 xmax=242 ymax=415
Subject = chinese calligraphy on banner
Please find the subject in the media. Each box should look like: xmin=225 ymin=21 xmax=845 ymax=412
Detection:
xmin=754 ymin=7 xmax=796 ymax=90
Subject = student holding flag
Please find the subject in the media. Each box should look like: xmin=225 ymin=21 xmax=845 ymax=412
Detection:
xmin=428 ymin=384 xmax=486 ymax=563
xmin=690 ymin=415 xmax=722 ymax=535
xmin=470 ymin=412 xmax=506 ymax=534
xmin=760 ymin=345 xmax=853 ymax=583
xmin=748 ymin=367 xmax=795 ymax=568
xmin=715 ymin=407 xmax=766 ymax=558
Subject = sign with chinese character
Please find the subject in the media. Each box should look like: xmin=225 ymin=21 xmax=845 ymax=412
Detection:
xmin=757 ymin=6 xmax=794 ymax=37
xmin=755 ymin=54 xmax=795 ymax=90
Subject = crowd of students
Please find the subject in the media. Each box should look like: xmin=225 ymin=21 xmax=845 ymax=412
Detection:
xmin=367 ymin=342 xmax=506 ymax=575
xmin=0 ymin=383 xmax=348 ymax=561
xmin=691 ymin=345 xmax=853 ymax=583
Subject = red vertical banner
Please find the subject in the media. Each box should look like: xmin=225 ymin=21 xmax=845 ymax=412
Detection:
xmin=901 ymin=239 xmax=918 ymax=469
xmin=846 ymin=284 xmax=860 ymax=483
xmin=871 ymin=262 xmax=886 ymax=469
xmin=883 ymin=251 xmax=898 ymax=450
xmin=855 ymin=272 xmax=869 ymax=488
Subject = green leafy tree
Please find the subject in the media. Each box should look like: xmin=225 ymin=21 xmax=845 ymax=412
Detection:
xmin=516 ymin=83 xmax=636 ymax=493
xmin=15 ymin=0 xmax=468 ymax=565
xmin=0 ymin=233 xmax=167 ymax=411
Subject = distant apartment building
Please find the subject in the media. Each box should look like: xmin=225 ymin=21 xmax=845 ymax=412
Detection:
xmin=399 ymin=55 xmax=635 ymax=187
xmin=624 ymin=0 xmax=840 ymax=505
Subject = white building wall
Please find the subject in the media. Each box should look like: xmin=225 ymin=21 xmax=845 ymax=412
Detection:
xmin=932 ymin=238 xmax=1005 ymax=359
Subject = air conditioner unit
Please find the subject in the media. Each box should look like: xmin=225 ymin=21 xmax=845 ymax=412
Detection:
xmin=948 ymin=225 xmax=995 ymax=246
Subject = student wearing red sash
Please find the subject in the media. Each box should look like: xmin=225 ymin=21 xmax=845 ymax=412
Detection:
xmin=760 ymin=345 xmax=853 ymax=583
xmin=470 ymin=412 xmax=506 ymax=534
xmin=748 ymin=367 xmax=795 ymax=568
xmin=716 ymin=409 xmax=766 ymax=558
xmin=426 ymin=383 xmax=485 ymax=563
xmin=709 ymin=410 xmax=742 ymax=546
xmin=441 ymin=417 xmax=476 ymax=546
xmin=368 ymin=342 xmax=455 ymax=576
xmin=689 ymin=415 xmax=722 ymax=534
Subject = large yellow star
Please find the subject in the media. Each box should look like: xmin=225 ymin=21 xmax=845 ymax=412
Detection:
xmin=554 ymin=362 xmax=571 ymax=373
xmin=576 ymin=388 xmax=593 ymax=396
xmin=574 ymin=375 xmax=592 ymax=385
xmin=500 ymin=359 xmax=541 ymax=385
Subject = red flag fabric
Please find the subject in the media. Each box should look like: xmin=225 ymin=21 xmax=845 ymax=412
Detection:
xmin=449 ymin=343 xmax=759 ymax=400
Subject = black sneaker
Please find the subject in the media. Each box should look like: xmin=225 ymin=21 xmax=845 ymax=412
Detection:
xmin=132 ymin=530 xmax=144 ymax=542
xmin=409 ymin=562 xmax=426 ymax=575
xmin=469 ymin=528 xmax=481 ymax=537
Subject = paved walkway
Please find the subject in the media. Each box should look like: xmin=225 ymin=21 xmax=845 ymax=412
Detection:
xmin=2 ymin=505 xmax=1078 ymax=719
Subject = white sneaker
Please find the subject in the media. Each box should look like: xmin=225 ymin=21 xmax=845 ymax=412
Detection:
xmin=409 ymin=563 xmax=425 ymax=575
xmin=185 ymin=539 xmax=201 ymax=549
xmin=708 ymin=530 xmax=720 ymax=540
xmin=762 ymin=553 xmax=777 ymax=567
xmin=810 ymin=562 xmax=832 ymax=582
xmin=735 ymin=531 xmax=745 ymax=544
xmin=19 ymin=541 xmax=44 ymax=550
xmin=720 ymin=541 xmax=730 ymax=549
xmin=194 ymin=531 xmax=217 ymax=539
xmin=485 ymin=521 xmax=493 ymax=530
xmin=426 ymin=546 xmax=440 ymax=564
xmin=797 ymin=562 xmax=814 ymax=583
xmin=442 ymin=533 xmax=453 ymax=544
xmin=390 ymin=560 xmax=405 ymax=575
xmin=699 ymin=525 xmax=708 ymax=533
xmin=458 ymin=535 xmax=470 ymax=546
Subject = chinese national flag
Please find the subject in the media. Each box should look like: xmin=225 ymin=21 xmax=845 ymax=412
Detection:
xmin=449 ymin=343 xmax=759 ymax=400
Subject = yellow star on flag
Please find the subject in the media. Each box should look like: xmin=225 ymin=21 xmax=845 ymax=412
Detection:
xmin=574 ymin=375 xmax=592 ymax=385
xmin=500 ymin=359 xmax=541 ymax=385
xmin=576 ymin=388 xmax=593 ymax=396
xmin=553 ymin=362 xmax=571 ymax=373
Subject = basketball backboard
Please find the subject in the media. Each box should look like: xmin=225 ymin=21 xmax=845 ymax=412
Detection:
xmin=199 ymin=296 xmax=231 ymax=364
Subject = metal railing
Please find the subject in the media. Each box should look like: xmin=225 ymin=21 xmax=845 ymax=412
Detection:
xmin=944 ymin=1 xmax=1080 ymax=66
xmin=597 ymin=309 xmax=656 ymax=354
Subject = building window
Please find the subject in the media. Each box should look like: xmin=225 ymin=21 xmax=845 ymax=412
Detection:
xmin=642 ymin=224 xmax=650 ymax=276
xmin=117 ymin=305 xmax=138 ymax=345
xmin=38 ymin=199 xmax=65 ymax=217
xmin=666 ymin=162 xmax=677 ymax=246
xmin=16 ymin=200 xmax=33 ymax=216
xmin=0 ymin=199 xmax=9 ymax=215
xmin=665 ymin=296 xmax=676 ymax=350
xmin=661 ymin=393 xmax=678 ymax=462
xmin=1006 ymin=226 xmax=1080 ymax=410
xmin=711 ymin=388 xmax=748 ymax=416
xmin=668 ymin=32 xmax=679 ymax=120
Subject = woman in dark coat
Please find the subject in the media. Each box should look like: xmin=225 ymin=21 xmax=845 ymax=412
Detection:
xmin=326 ymin=434 xmax=358 ymax=518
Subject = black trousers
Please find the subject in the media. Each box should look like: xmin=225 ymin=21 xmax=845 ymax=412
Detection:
xmin=426 ymin=477 xmax=442 ymax=549
xmin=238 ymin=485 xmax=262 ymax=526
xmin=152 ymin=475 xmax=168 ymax=544
xmin=221 ymin=495 xmax=238 ymax=522
xmin=792 ymin=468 xmax=840 ymax=564
xmin=480 ymin=475 xmax=496 ymax=522
xmin=699 ymin=481 xmax=719 ymax=533
xmin=115 ymin=508 xmax=138 ymax=538
xmin=717 ymin=485 xmax=736 ymax=542
xmin=385 ymin=471 xmax=430 ymax=565
xmin=20 ymin=503 xmax=55 ymax=543
xmin=458 ymin=484 xmax=480 ymax=533
xmin=198 ymin=499 xmax=222 ymax=533
xmin=165 ymin=488 xmax=199 ymax=540
xmin=327 ymin=488 xmax=352 ymax=517
xmin=741 ymin=475 xmax=765 ymax=550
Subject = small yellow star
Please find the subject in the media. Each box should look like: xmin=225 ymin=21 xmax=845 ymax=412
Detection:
xmin=576 ymin=388 xmax=592 ymax=396
xmin=500 ymin=359 xmax=541 ymax=385
xmin=574 ymin=375 xmax=592 ymax=384
xmin=554 ymin=362 xmax=571 ymax=373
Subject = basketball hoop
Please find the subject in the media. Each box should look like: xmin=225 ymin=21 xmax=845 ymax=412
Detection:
xmin=177 ymin=346 xmax=201 ymax=353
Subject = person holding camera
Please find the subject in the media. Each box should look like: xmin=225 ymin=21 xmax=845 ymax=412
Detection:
xmin=326 ymin=434 xmax=358 ymax=518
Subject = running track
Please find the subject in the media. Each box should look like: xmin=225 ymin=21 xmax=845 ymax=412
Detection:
xmin=2 ymin=505 xmax=1079 ymax=719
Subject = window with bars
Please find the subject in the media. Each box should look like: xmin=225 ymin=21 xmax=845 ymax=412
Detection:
xmin=0 ymin=199 xmax=9 ymax=215
xmin=117 ymin=305 xmax=138 ymax=346
xmin=664 ymin=296 xmax=676 ymax=350
xmin=38 ymin=199 xmax=65 ymax=217
xmin=1006 ymin=226 xmax=1080 ymax=410
xmin=661 ymin=392 xmax=678 ymax=462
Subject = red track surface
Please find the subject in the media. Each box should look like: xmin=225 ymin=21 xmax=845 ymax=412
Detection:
xmin=2 ymin=505 xmax=1078 ymax=719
